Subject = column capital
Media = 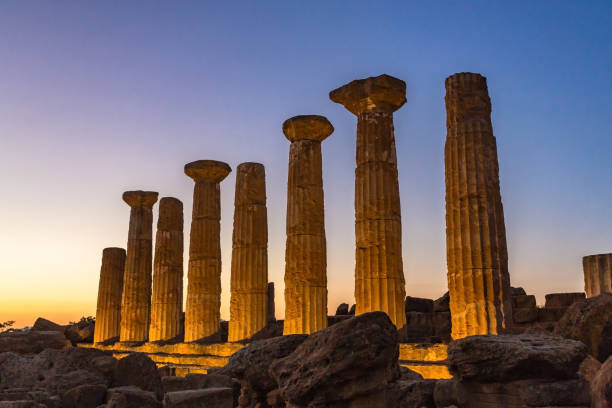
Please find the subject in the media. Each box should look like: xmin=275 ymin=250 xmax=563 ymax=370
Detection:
xmin=445 ymin=72 xmax=491 ymax=120
xmin=184 ymin=160 xmax=231 ymax=183
xmin=329 ymin=74 xmax=406 ymax=115
xmin=122 ymin=191 xmax=158 ymax=208
xmin=283 ymin=115 xmax=334 ymax=143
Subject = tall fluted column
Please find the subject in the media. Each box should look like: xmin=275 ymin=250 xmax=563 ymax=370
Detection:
xmin=149 ymin=197 xmax=184 ymax=342
xmin=330 ymin=74 xmax=407 ymax=329
xmin=119 ymin=190 xmax=158 ymax=343
xmin=444 ymin=72 xmax=512 ymax=339
xmin=184 ymin=160 xmax=231 ymax=342
xmin=583 ymin=253 xmax=612 ymax=297
xmin=94 ymin=247 xmax=126 ymax=344
xmin=228 ymin=163 xmax=268 ymax=341
xmin=282 ymin=115 xmax=332 ymax=335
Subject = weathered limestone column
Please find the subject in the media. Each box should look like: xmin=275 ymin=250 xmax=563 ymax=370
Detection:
xmin=228 ymin=163 xmax=268 ymax=341
xmin=330 ymin=74 xmax=407 ymax=329
xmin=282 ymin=115 xmax=332 ymax=335
xmin=184 ymin=160 xmax=231 ymax=342
xmin=444 ymin=72 xmax=512 ymax=339
xmin=149 ymin=197 xmax=184 ymax=342
xmin=119 ymin=190 xmax=158 ymax=342
xmin=583 ymin=253 xmax=612 ymax=297
xmin=94 ymin=247 xmax=126 ymax=344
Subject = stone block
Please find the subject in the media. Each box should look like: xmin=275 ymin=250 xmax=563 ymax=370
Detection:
xmin=405 ymin=296 xmax=434 ymax=313
xmin=545 ymin=292 xmax=586 ymax=308
xmin=537 ymin=307 xmax=567 ymax=323
xmin=513 ymin=308 xmax=538 ymax=324
xmin=512 ymin=294 xmax=536 ymax=309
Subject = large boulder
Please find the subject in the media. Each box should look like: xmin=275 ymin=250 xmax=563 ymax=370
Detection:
xmin=61 ymin=384 xmax=106 ymax=408
xmin=106 ymin=386 xmax=160 ymax=408
xmin=335 ymin=303 xmax=349 ymax=316
xmin=217 ymin=334 xmax=306 ymax=396
xmin=0 ymin=331 xmax=70 ymax=354
xmin=592 ymin=356 xmax=612 ymax=408
xmin=270 ymin=311 xmax=399 ymax=407
xmin=163 ymin=388 xmax=233 ymax=408
xmin=554 ymin=293 xmax=612 ymax=362
xmin=448 ymin=334 xmax=587 ymax=382
xmin=433 ymin=292 xmax=450 ymax=312
xmin=0 ymin=347 xmax=116 ymax=396
xmin=112 ymin=353 xmax=163 ymax=400
xmin=64 ymin=322 xmax=94 ymax=344
xmin=31 ymin=318 xmax=64 ymax=333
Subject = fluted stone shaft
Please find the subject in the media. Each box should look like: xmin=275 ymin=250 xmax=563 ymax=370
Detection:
xmin=149 ymin=197 xmax=184 ymax=342
xmin=119 ymin=190 xmax=158 ymax=342
xmin=282 ymin=115 xmax=332 ymax=335
xmin=228 ymin=163 xmax=268 ymax=341
xmin=94 ymin=247 xmax=126 ymax=344
xmin=184 ymin=160 xmax=231 ymax=342
xmin=583 ymin=253 xmax=612 ymax=297
xmin=444 ymin=72 xmax=512 ymax=339
xmin=330 ymin=74 xmax=407 ymax=329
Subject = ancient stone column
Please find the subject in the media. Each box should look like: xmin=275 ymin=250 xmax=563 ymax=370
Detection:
xmin=282 ymin=115 xmax=332 ymax=335
xmin=444 ymin=72 xmax=513 ymax=339
xmin=583 ymin=253 xmax=612 ymax=297
xmin=184 ymin=160 xmax=231 ymax=342
xmin=119 ymin=190 xmax=158 ymax=343
xmin=228 ymin=163 xmax=268 ymax=341
xmin=330 ymin=74 xmax=407 ymax=329
xmin=94 ymin=247 xmax=126 ymax=344
xmin=149 ymin=197 xmax=184 ymax=342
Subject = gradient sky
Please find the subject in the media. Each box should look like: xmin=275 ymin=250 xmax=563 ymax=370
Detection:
xmin=1 ymin=2 xmax=611 ymax=328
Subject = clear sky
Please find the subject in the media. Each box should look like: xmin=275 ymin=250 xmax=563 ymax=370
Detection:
xmin=1 ymin=1 xmax=611 ymax=328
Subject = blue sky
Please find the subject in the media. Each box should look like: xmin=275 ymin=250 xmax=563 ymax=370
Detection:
xmin=0 ymin=1 xmax=610 ymax=326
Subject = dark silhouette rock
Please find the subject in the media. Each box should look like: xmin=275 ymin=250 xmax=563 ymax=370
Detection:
xmin=545 ymin=292 xmax=586 ymax=308
xmin=31 ymin=318 xmax=64 ymax=333
xmin=106 ymin=386 xmax=160 ymax=408
xmin=554 ymin=293 xmax=612 ymax=362
xmin=64 ymin=322 xmax=95 ymax=345
xmin=270 ymin=311 xmax=399 ymax=407
xmin=433 ymin=292 xmax=450 ymax=312
xmin=592 ymin=356 xmax=612 ymax=408
xmin=163 ymin=388 xmax=233 ymax=408
xmin=405 ymin=296 xmax=434 ymax=313
xmin=112 ymin=353 xmax=162 ymax=400
xmin=217 ymin=334 xmax=307 ymax=398
xmin=349 ymin=304 xmax=356 ymax=315
xmin=62 ymin=384 xmax=106 ymax=408
xmin=448 ymin=334 xmax=587 ymax=382
xmin=0 ymin=331 xmax=70 ymax=354
xmin=335 ymin=303 xmax=349 ymax=316
xmin=0 ymin=347 xmax=116 ymax=396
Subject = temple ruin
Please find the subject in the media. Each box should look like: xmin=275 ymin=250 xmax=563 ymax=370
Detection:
xmin=444 ymin=72 xmax=512 ymax=338
xmin=86 ymin=72 xmax=604 ymax=379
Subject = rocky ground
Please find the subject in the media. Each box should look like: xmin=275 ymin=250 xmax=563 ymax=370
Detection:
xmin=1 ymin=294 xmax=611 ymax=407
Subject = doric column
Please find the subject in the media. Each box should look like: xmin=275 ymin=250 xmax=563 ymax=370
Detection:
xmin=119 ymin=190 xmax=158 ymax=343
xmin=330 ymin=74 xmax=407 ymax=329
xmin=444 ymin=72 xmax=512 ymax=339
xmin=184 ymin=160 xmax=231 ymax=342
xmin=228 ymin=163 xmax=268 ymax=341
xmin=149 ymin=197 xmax=184 ymax=342
xmin=94 ymin=247 xmax=126 ymax=344
xmin=282 ymin=115 xmax=332 ymax=335
xmin=583 ymin=253 xmax=612 ymax=297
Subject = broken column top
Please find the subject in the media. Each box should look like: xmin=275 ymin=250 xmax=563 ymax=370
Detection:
xmin=283 ymin=115 xmax=334 ymax=143
xmin=235 ymin=162 xmax=266 ymax=205
xmin=122 ymin=190 xmax=159 ymax=207
xmin=158 ymin=197 xmax=183 ymax=230
xmin=102 ymin=247 xmax=126 ymax=256
xmin=329 ymin=74 xmax=406 ymax=115
xmin=445 ymin=72 xmax=491 ymax=120
xmin=184 ymin=160 xmax=231 ymax=182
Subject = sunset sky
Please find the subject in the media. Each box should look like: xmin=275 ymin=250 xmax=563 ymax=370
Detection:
xmin=1 ymin=2 xmax=611 ymax=328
